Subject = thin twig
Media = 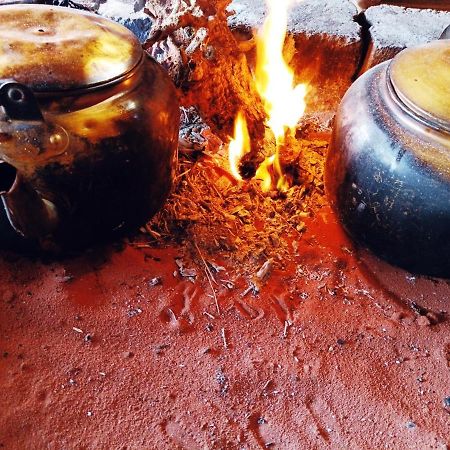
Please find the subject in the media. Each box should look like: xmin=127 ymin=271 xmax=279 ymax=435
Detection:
xmin=194 ymin=241 xmax=220 ymax=315
xmin=221 ymin=327 xmax=228 ymax=349
xmin=203 ymin=311 xmax=216 ymax=320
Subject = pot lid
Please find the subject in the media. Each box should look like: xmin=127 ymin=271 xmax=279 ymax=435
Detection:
xmin=0 ymin=4 xmax=142 ymax=93
xmin=389 ymin=40 xmax=450 ymax=132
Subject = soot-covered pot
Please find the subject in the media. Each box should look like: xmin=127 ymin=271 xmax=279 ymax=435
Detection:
xmin=326 ymin=40 xmax=450 ymax=278
xmin=0 ymin=5 xmax=179 ymax=252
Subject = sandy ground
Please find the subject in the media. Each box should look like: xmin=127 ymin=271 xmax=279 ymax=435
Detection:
xmin=0 ymin=204 xmax=449 ymax=449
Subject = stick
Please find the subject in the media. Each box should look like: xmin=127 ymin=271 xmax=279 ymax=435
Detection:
xmin=194 ymin=240 xmax=220 ymax=315
xmin=221 ymin=327 xmax=228 ymax=350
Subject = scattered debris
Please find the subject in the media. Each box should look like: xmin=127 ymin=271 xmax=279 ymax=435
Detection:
xmin=283 ymin=320 xmax=292 ymax=338
xmin=216 ymin=368 xmax=229 ymax=395
xmin=262 ymin=379 xmax=272 ymax=392
xmin=72 ymin=327 xmax=83 ymax=334
xmin=148 ymin=277 xmax=162 ymax=287
xmin=127 ymin=307 xmax=143 ymax=317
xmin=416 ymin=315 xmax=431 ymax=327
xmin=207 ymin=261 xmax=226 ymax=274
xmin=241 ymin=281 xmax=260 ymax=298
xmin=443 ymin=397 xmax=450 ymax=410
xmin=221 ymin=328 xmax=228 ymax=349
xmin=203 ymin=311 xmax=216 ymax=320
xmin=175 ymin=258 xmax=198 ymax=280
xmin=155 ymin=344 xmax=171 ymax=355
xmin=194 ymin=241 xmax=220 ymax=314
xmin=256 ymin=258 xmax=273 ymax=281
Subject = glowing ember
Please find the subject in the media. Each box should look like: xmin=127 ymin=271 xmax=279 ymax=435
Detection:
xmin=228 ymin=112 xmax=251 ymax=181
xmin=228 ymin=0 xmax=307 ymax=192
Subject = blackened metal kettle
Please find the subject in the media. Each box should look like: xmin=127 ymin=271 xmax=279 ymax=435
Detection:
xmin=0 ymin=4 xmax=179 ymax=252
xmin=326 ymin=40 xmax=450 ymax=278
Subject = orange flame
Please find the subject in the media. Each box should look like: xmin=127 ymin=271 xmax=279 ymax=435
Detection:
xmin=228 ymin=0 xmax=307 ymax=192
xmin=255 ymin=0 xmax=307 ymax=143
xmin=228 ymin=112 xmax=250 ymax=181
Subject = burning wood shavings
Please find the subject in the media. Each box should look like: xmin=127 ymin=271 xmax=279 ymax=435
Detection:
xmin=145 ymin=134 xmax=328 ymax=277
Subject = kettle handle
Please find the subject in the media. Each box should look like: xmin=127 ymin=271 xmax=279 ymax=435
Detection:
xmin=0 ymin=80 xmax=44 ymax=122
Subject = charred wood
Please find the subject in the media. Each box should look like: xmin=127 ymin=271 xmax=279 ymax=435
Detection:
xmin=144 ymin=0 xmax=269 ymax=177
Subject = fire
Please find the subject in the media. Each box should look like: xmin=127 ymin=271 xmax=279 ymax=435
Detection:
xmin=228 ymin=0 xmax=307 ymax=192
xmin=228 ymin=112 xmax=250 ymax=181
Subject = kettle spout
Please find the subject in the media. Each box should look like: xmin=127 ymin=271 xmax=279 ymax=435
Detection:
xmin=0 ymin=161 xmax=58 ymax=239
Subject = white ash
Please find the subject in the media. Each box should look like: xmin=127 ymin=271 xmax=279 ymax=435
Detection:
xmin=97 ymin=0 xmax=152 ymax=43
xmin=179 ymin=106 xmax=210 ymax=152
xmin=148 ymin=36 xmax=183 ymax=83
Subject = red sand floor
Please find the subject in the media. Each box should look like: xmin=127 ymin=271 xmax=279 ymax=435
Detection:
xmin=0 ymin=206 xmax=449 ymax=449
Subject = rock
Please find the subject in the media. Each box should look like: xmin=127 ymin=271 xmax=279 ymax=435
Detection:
xmin=416 ymin=315 xmax=431 ymax=327
xmin=97 ymin=0 xmax=153 ymax=44
xmin=444 ymin=396 xmax=450 ymax=409
xmin=228 ymin=0 xmax=363 ymax=113
xmin=360 ymin=5 xmax=450 ymax=71
xmin=352 ymin=1 xmax=450 ymax=11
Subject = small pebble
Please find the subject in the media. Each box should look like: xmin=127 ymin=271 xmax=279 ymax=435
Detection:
xmin=416 ymin=315 xmax=431 ymax=327
xmin=391 ymin=311 xmax=403 ymax=322
xmin=122 ymin=351 xmax=134 ymax=359
xmin=148 ymin=277 xmax=162 ymax=287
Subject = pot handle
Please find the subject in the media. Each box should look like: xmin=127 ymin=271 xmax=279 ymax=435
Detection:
xmin=0 ymin=79 xmax=44 ymax=122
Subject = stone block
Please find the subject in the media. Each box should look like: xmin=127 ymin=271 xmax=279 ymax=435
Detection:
xmin=361 ymin=5 xmax=450 ymax=71
xmin=352 ymin=1 xmax=450 ymax=11
xmin=228 ymin=0 xmax=363 ymax=113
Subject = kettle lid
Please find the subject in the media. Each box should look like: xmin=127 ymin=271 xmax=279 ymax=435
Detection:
xmin=389 ymin=40 xmax=450 ymax=132
xmin=0 ymin=4 xmax=143 ymax=93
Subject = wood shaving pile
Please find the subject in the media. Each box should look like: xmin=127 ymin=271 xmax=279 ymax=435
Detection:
xmin=144 ymin=127 xmax=329 ymax=276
